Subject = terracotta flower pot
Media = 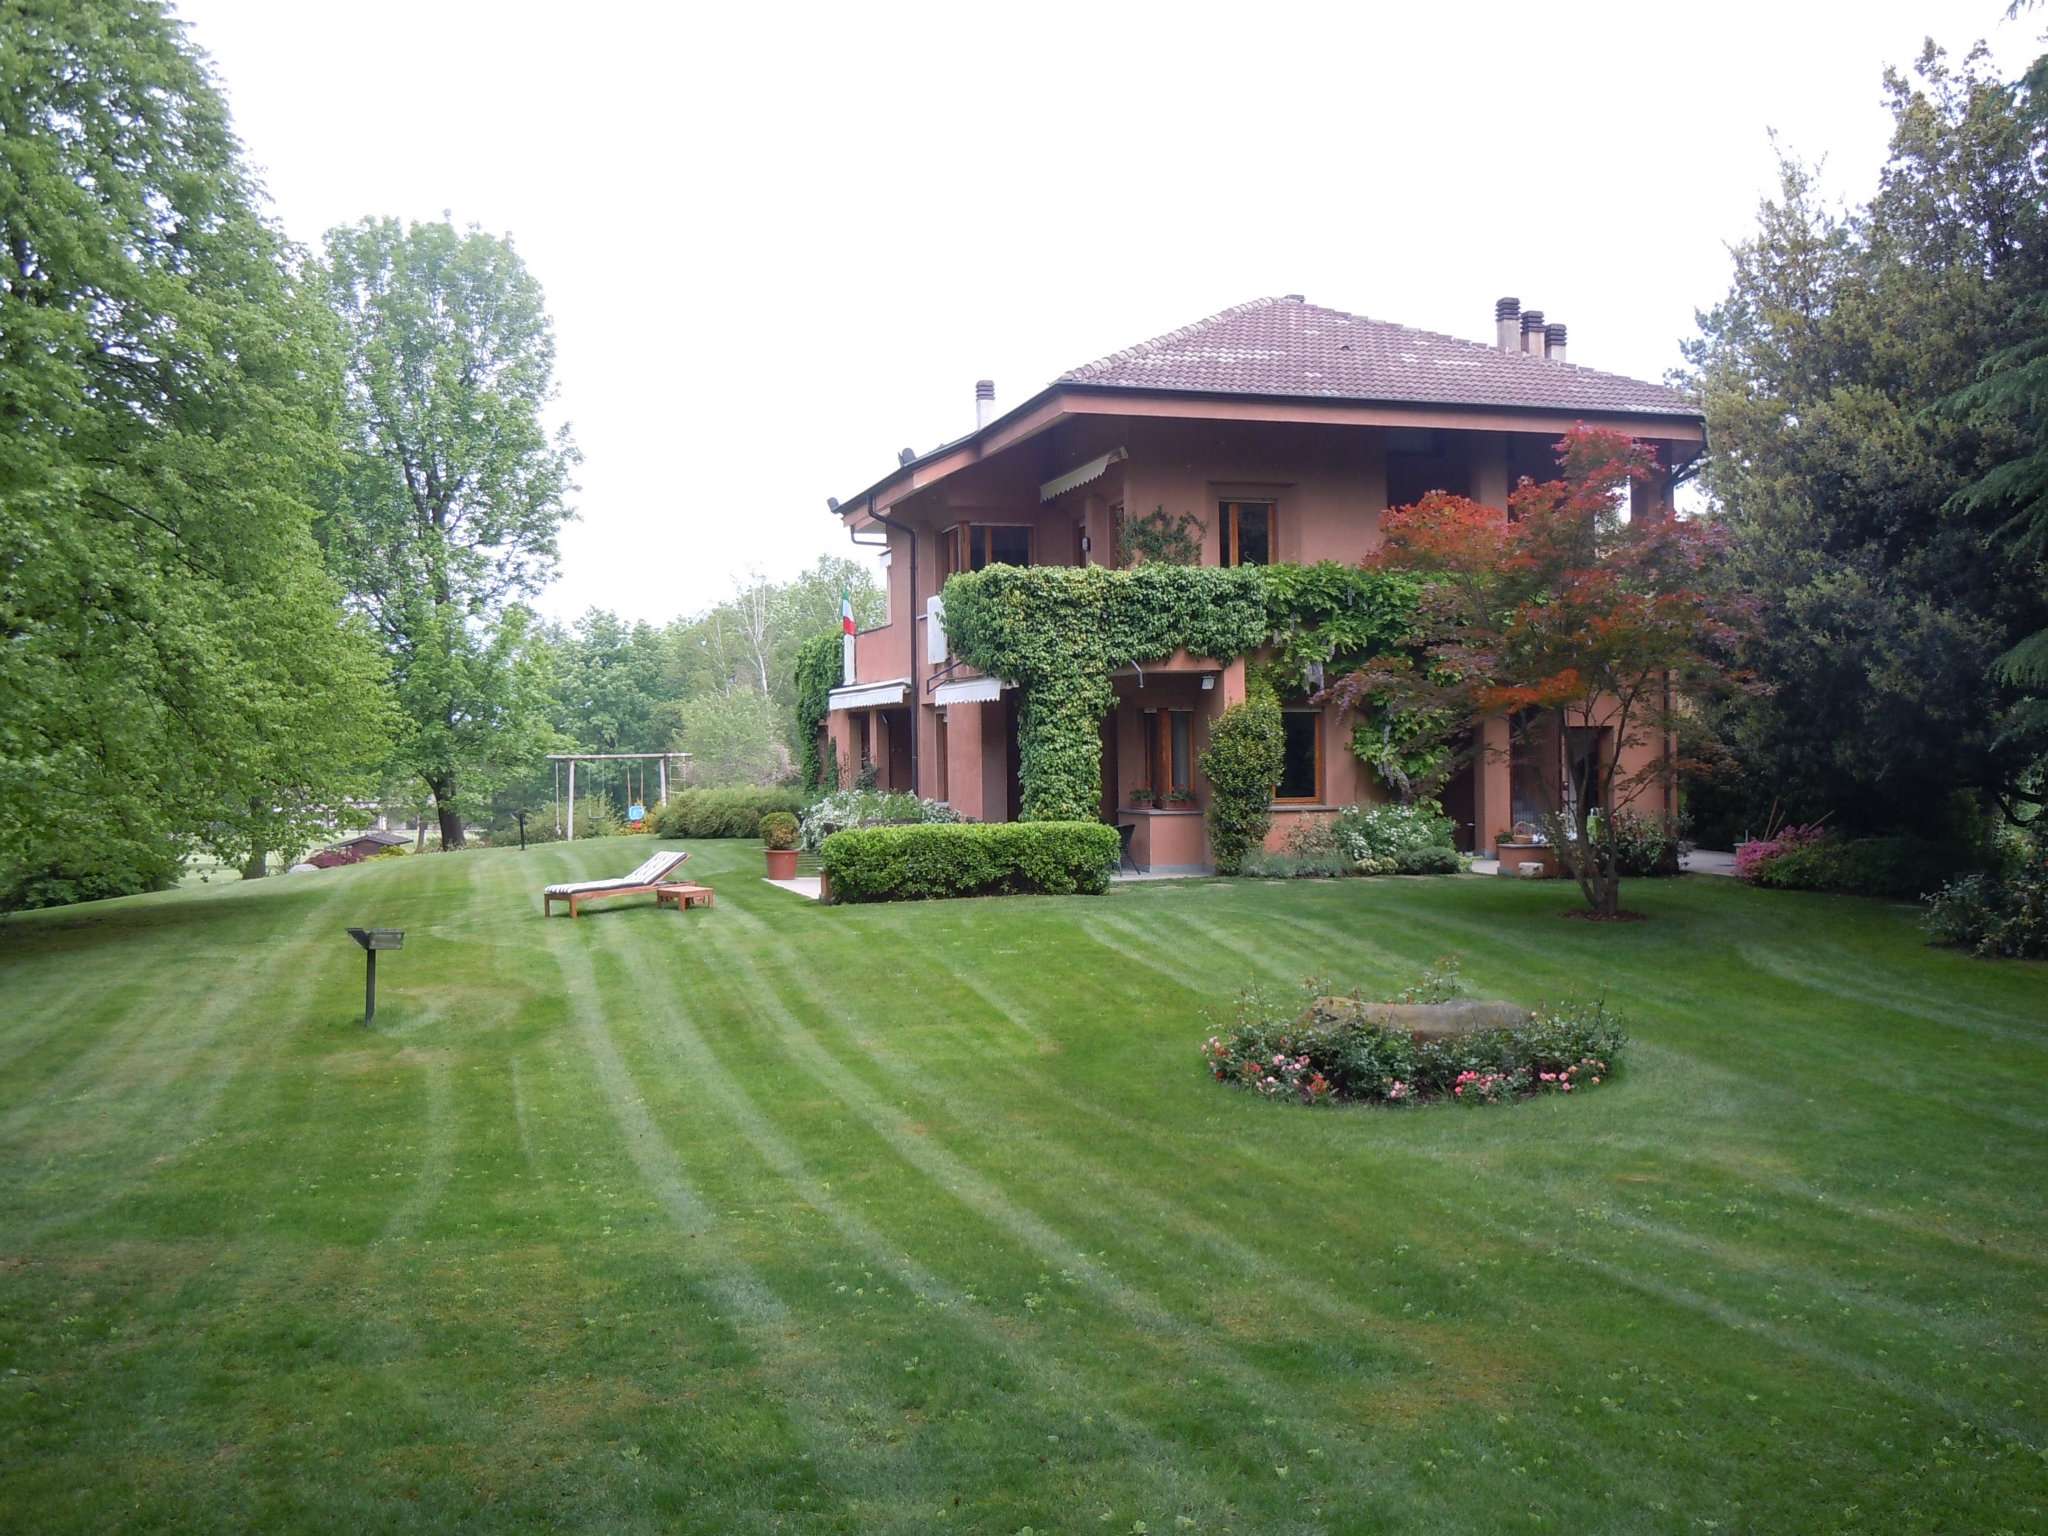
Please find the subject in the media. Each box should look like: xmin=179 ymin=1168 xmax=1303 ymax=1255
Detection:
xmin=765 ymin=848 xmax=798 ymax=879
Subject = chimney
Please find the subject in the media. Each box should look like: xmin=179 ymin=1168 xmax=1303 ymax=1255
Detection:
xmin=975 ymin=378 xmax=996 ymax=429
xmin=897 ymin=446 xmax=917 ymax=466
xmin=1495 ymin=296 xmax=1520 ymax=352
xmin=1544 ymin=322 xmax=1567 ymax=363
xmin=1519 ymin=308 xmax=1545 ymax=354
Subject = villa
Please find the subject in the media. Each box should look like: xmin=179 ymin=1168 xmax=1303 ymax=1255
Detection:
xmin=824 ymin=295 xmax=1705 ymax=871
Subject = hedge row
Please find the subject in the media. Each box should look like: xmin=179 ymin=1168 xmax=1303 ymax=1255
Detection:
xmin=651 ymin=787 xmax=806 ymax=839
xmin=1747 ymin=832 xmax=1978 ymax=901
xmin=820 ymin=822 xmax=1120 ymax=903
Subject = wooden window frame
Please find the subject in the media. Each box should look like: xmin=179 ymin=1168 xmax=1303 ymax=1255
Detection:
xmin=1169 ymin=710 xmax=1192 ymax=796
xmin=1218 ymin=500 xmax=1278 ymax=567
xmin=941 ymin=522 xmax=1035 ymax=574
xmin=1275 ymin=708 xmax=1323 ymax=804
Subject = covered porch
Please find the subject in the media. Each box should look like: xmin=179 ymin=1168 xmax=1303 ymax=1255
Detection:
xmin=824 ymin=678 xmax=915 ymax=792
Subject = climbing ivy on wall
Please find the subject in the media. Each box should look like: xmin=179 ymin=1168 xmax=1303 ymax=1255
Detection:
xmin=942 ymin=565 xmax=1425 ymax=823
xmin=793 ymin=630 xmax=842 ymax=791
xmin=942 ymin=563 xmax=1426 ymax=821
xmin=942 ymin=565 xmax=1270 ymax=821
xmin=1255 ymin=562 xmax=1421 ymax=696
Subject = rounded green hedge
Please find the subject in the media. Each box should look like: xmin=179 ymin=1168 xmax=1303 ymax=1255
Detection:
xmin=651 ymin=787 xmax=806 ymax=839
xmin=819 ymin=821 xmax=1120 ymax=903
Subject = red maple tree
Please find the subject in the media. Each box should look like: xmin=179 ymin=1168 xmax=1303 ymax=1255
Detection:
xmin=1331 ymin=426 xmax=1748 ymax=917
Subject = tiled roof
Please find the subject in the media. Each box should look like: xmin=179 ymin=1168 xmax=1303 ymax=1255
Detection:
xmin=1058 ymin=296 xmax=1697 ymax=418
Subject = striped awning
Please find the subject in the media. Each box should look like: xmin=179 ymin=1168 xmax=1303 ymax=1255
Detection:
xmin=932 ymin=676 xmax=1009 ymax=706
xmin=828 ymin=679 xmax=909 ymax=711
xmin=1039 ymin=446 xmax=1127 ymax=503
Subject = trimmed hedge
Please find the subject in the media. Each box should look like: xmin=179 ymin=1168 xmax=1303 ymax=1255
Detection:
xmin=1751 ymin=834 xmax=1978 ymax=901
xmin=820 ymin=821 xmax=1120 ymax=903
xmin=651 ymin=787 xmax=806 ymax=839
xmin=1200 ymin=690 xmax=1285 ymax=874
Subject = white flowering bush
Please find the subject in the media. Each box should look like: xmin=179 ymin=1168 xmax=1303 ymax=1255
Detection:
xmin=798 ymin=789 xmax=962 ymax=852
xmin=1329 ymin=802 xmax=1455 ymax=861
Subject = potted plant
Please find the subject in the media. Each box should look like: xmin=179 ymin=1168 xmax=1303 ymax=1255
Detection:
xmin=1129 ymin=786 xmax=1156 ymax=807
xmin=1164 ymin=788 xmax=1196 ymax=807
xmin=760 ymin=811 xmax=800 ymax=879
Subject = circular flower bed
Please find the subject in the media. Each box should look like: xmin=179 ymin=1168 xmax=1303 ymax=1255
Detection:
xmin=1202 ymin=962 xmax=1625 ymax=1108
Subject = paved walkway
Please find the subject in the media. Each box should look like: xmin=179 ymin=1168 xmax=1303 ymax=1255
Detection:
xmin=1472 ymin=849 xmax=1737 ymax=877
xmin=764 ymin=876 xmax=822 ymax=901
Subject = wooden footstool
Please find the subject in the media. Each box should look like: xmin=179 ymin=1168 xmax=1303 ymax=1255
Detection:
xmin=655 ymin=882 xmax=714 ymax=912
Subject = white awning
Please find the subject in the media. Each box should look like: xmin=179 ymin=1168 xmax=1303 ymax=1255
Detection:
xmin=1039 ymin=446 xmax=1127 ymax=503
xmin=932 ymin=676 xmax=1010 ymax=706
xmin=828 ymin=679 xmax=909 ymax=711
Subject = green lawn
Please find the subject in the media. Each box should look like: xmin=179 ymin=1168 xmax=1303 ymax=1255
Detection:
xmin=1 ymin=842 xmax=2043 ymax=1534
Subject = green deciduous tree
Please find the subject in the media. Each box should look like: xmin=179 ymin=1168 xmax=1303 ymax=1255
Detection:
xmin=675 ymin=690 xmax=787 ymax=786
xmin=0 ymin=0 xmax=393 ymax=905
xmin=1684 ymin=42 xmax=2048 ymax=834
xmin=318 ymin=218 xmax=579 ymax=847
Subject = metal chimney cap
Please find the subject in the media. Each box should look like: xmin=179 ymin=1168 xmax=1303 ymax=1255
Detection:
xmin=1545 ymin=322 xmax=1568 ymax=345
xmin=826 ymin=495 xmax=841 ymax=512
xmin=897 ymin=446 xmax=917 ymax=466
xmin=974 ymin=379 xmax=995 ymax=399
xmin=1495 ymin=296 xmax=1521 ymax=319
xmin=1283 ymin=292 xmax=1305 ymax=302
xmin=1520 ymin=309 xmax=1546 ymax=331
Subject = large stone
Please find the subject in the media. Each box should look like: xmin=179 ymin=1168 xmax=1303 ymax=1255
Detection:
xmin=1297 ymin=996 xmax=1532 ymax=1044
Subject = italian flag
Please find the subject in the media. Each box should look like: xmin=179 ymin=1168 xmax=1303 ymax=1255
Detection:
xmin=841 ymin=590 xmax=855 ymax=636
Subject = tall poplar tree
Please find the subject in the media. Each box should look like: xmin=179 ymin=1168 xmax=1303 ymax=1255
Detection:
xmin=319 ymin=219 xmax=578 ymax=847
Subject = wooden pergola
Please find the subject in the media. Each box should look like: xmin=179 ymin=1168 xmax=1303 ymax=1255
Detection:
xmin=546 ymin=752 xmax=691 ymax=838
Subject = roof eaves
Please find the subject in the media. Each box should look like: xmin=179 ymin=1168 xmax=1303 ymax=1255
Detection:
xmin=831 ymin=382 xmax=1064 ymax=518
xmin=1054 ymin=379 xmax=1704 ymax=424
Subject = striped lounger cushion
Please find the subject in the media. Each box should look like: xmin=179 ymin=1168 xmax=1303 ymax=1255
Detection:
xmin=544 ymin=851 xmax=686 ymax=897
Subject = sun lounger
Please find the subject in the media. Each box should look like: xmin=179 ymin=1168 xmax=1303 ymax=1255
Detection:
xmin=542 ymin=849 xmax=691 ymax=917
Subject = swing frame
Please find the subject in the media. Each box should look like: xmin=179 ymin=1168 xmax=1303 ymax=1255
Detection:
xmin=545 ymin=752 xmax=690 ymax=840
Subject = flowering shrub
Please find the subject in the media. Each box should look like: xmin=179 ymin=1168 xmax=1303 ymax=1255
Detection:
xmin=1452 ymin=1068 xmax=1527 ymax=1104
xmin=1923 ymin=853 xmax=2048 ymax=959
xmin=1202 ymin=970 xmax=1626 ymax=1108
xmin=798 ymin=789 xmax=961 ymax=852
xmin=1734 ymin=822 xmax=1827 ymax=882
xmin=1600 ymin=811 xmax=1679 ymax=877
xmin=1739 ymin=825 xmax=1979 ymax=899
xmin=1292 ymin=801 xmax=1456 ymax=863
xmin=1268 ymin=804 xmax=1462 ymax=877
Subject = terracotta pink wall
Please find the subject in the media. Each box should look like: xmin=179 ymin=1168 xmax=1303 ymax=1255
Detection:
xmin=834 ymin=414 xmax=1679 ymax=831
xmin=937 ymin=696 xmax=1011 ymax=823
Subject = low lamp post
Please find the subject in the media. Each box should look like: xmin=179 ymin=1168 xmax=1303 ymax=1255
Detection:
xmin=345 ymin=927 xmax=404 ymax=1027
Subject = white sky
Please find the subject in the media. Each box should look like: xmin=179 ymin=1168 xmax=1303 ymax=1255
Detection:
xmin=174 ymin=0 xmax=2040 ymax=624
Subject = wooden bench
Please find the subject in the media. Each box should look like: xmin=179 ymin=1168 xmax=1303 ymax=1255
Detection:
xmin=655 ymin=882 xmax=715 ymax=912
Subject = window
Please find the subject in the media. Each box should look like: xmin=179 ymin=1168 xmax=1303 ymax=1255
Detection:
xmin=985 ymin=524 xmax=1030 ymax=567
xmin=1219 ymin=501 xmax=1274 ymax=566
xmin=1139 ymin=709 xmax=1194 ymax=797
xmin=1277 ymin=710 xmax=1321 ymax=802
xmin=932 ymin=710 xmax=949 ymax=803
xmin=942 ymin=523 xmax=1034 ymax=574
xmin=1385 ymin=429 xmax=1470 ymax=510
